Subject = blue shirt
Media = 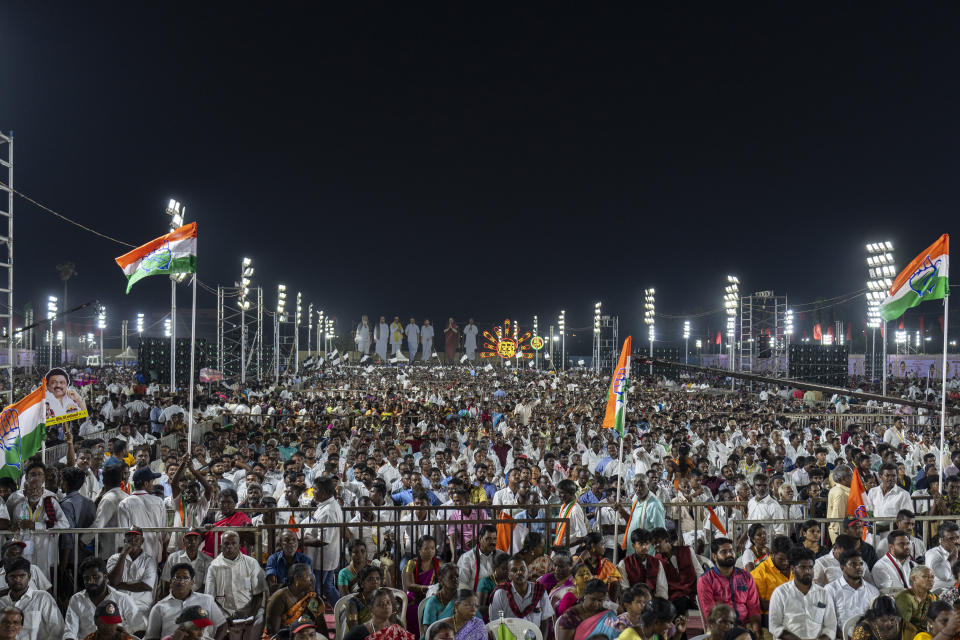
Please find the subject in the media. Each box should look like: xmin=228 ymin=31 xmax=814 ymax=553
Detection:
xmin=265 ymin=551 xmax=313 ymax=585
xmin=391 ymin=488 xmax=441 ymax=506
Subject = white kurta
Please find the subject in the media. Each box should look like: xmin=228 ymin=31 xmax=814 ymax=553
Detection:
xmin=356 ymin=323 xmax=371 ymax=354
xmin=107 ymin=550 xmax=158 ymax=616
xmin=421 ymin=325 xmax=434 ymax=361
xmin=117 ymin=490 xmax=167 ymax=560
xmin=464 ymin=324 xmax=479 ymax=358
xmin=375 ymin=322 xmax=389 ymax=359
xmin=0 ymin=587 xmax=64 ymax=640
xmin=406 ymin=323 xmax=420 ymax=360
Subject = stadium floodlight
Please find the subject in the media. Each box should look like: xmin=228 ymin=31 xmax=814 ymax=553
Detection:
xmin=724 ymin=276 xmax=739 ymax=374
xmin=136 ymin=313 xmax=144 ymax=334
xmin=644 ymin=288 xmax=655 ymax=372
xmin=164 ymin=318 xmax=171 ymax=338
xmin=558 ymin=310 xmax=566 ymax=370
xmin=866 ymin=241 xmax=896 ymax=392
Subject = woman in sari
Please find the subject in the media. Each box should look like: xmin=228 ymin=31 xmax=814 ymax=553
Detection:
xmin=357 ymin=588 xmax=416 ymax=640
xmin=203 ymin=488 xmax=253 ymax=557
xmin=579 ymin=533 xmax=622 ymax=600
xmin=851 ymin=595 xmax=908 ymax=640
xmin=556 ymin=579 xmax=621 ymax=640
xmin=736 ymin=524 xmax=768 ymax=573
xmin=519 ymin=532 xmax=554 ymax=582
xmin=478 ymin=552 xmax=510 ymax=612
xmin=264 ymin=563 xmax=328 ymax=639
xmin=436 ymin=590 xmax=491 ymax=640
xmin=344 ymin=565 xmax=385 ymax=631
xmin=539 ymin=552 xmax=574 ymax=611
xmin=896 ymin=566 xmax=937 ymax=638
xmin=912 ymin=600 xmax=960 ymax=640
xmin=556 ymin=564 xmax=594 ymax=616
xmin=339 ymin=539 xmax=371 ymax=597
xmin=423 ymin=565 xmax=471 ymax=634
xmin=617 ymin=597 xmax=680 ymax=640
xmin=403 ymin=535 xmax=441 ymax=631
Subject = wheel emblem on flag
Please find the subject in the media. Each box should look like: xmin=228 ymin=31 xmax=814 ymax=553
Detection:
xmin=0 ymin=407 xmax=22 ymax=471
xmin=909 ymin=256 xmax=941 ymax=297
xmin=141 ymin=243 xmax=173 ymax=273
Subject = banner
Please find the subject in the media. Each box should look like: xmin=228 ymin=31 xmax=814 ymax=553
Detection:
xmin=43 ymin=368 xmax=88 ymax=426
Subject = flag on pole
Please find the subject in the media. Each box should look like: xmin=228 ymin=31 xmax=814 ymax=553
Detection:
xmin=846 ymin=468 xmax=870 ymax=540
xmin=813 ymin=324 xmax=822 ymax=341
xmin=602 ymin=336 xmax=632 ymax=437
xmin=0 ymin=381 xmax=47 ymax=479
xmin=880 ymin=234 xmax=949 ymax=322
xmin=114 ymin=222 xmax=198 ymax=293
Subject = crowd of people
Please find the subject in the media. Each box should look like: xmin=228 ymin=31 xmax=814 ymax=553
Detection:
xmin=0 ymin=358 xmax=956 ymax=640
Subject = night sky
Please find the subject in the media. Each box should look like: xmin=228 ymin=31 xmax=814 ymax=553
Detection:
xmin=1 ymin=4 xmax=958 ymax=352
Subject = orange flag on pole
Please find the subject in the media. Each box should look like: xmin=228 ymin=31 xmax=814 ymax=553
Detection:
xmin=846 ymin=468 xmax=870 ymax=540
xmin=602 ymin=336 xmax=632 ymax=437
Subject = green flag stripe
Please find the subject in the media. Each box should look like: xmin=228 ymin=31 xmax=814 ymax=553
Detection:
xmin=0 ymin=423 xmax=45 ymax=480
xmin=879 ymin=276 xmax=949 ymax=322
xmin=124 ymin=255 xmax=197 ymax=293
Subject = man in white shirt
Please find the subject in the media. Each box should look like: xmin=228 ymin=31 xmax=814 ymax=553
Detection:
xmin=146 ymin=562 xmax=226 ymax=640
xmin=118 ymin=467 xmax=168 ymax=560
xmin=488 ymin=557 xmax=555 ymax=639
xmin=768 ymin=547 xmax=837 ymax=640
xmin=302 ymin=476 xmax=342 ymax=606
xmin=872 ymin=530 xmax=915 ymax=590
xmin=747 ymin=474 xmax=785 ymax=535
xmin=874 ymin=509 xmax=926 ymax=562
xmin=865 ymin=463 xmax=913 ymax=536
xmin=463 ymin=319 xmax=479 ymax=360
xmin=162 ymin=528 xmax=212 ymax=593
xmin=405 ymin=319 xmax=420 ymax=362
xmin=814 ymin=534 xmax=856 ymax=586
xmin=0 ymin=556 xmax=63 ymax=640
xmin=457 ymin=525 xmax=498 ymax=591
xmin=925 ymin=521 xmax=960 ymax=591
xmin=106 ymin=526 xmax=157 ymax=620
xmin=64 ymin=557 xmax=145 ymax=640
xmin=883 ymin=418 xmax=908 ymax=448
xmin=204 ymin=530 xmax=266 ymax=640
xmin=825 ymin=549 xmax=879 ymax=631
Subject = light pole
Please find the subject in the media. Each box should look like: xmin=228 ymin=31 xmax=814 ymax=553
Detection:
xmin=644 ymin=289 xmax=655 ymax=375
xmin=533 ymin=315 xmax=539 ymax=369
xmin=239 ymin=257 xmax=254 ymax=384
xmin=594 ymin=302 xmax=602 ymax=373
xmin=683 ymin=320 xmax=690 ymax=365
xmin=866 ymin=241 xmax=895 ymax=392
xmin=307 ymin=303 xmax=313 ymax=360
xmin=558 ymin=310 xmax=566 ymax=370
xmin=97 ymin=305 xmax=106 ymax=365
xmin=275 ymin=284 xmax=286 ymax=382
xmin=325 ymin=318 xmax=335 ymax=353
xmin=317 ymin=309 xmax=325 ymax=355
xmin=47 ymin=296 xmax=57 ymax=369
xmin=165 ymin=199 xmax=186 ymax=392
xmin=724 ymin=276 xmax=739 ymax=386
xmin=784 ymin=308 xmax=794 ymax=375
xmin=295 ymin=292 xmax=302 ymax=374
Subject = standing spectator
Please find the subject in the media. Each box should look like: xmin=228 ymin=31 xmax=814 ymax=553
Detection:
xmin=302 ymin=476 xmax=342 ymax=607
xmin=405 ymin=318 xmax=420 ymax=363
xmin=204 ymin=531 xmax=266 ymax=640
xmin=443 ymin=318 xmax=459 ymax=363
xmin=117 ymin=468 xmax=168 ymax=562
xmin=463 ymin=319 xmax=479 ymax=361
xmin=826 ymin=465 xmax=852 ymax=542
xmin=59 ymin=465 xmax=97 ymax=566
xmin=747 ymin=473 xmax=785 ymax=536
xmin=374 ymin=316 xmax=389 ymax=361
xmin=420 ymin=319 xmax=434 ymax=362
xmin=389 ymin=317 xmax=403 ymax=357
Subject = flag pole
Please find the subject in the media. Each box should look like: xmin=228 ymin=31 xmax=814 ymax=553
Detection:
xmin=187 ymin=273 xmax=197 ymax=450
xmin=612 ymin=359 xmax=629 ymax=565
xmin=882 ymin=321 xmax=888 ymax=397
xmin=939 ymin=296 xmax=948 ymax=489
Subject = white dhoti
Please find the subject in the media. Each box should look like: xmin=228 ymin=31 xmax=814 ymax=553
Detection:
xmin=391 ymin=342 xmax=402 ymax=355
xmin=408 ymin=341 xmax=418 ymax=361
xmin=422 ymin=339 xmax=433 ymax=360
xmin=357 ymin=339 xmax=370 ymax=354
xmin=376 ymin=340 xmax=388 ymax=359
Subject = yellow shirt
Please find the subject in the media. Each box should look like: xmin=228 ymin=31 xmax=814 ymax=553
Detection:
xmin=750 ymin=557 xmax=792 ymax=611
xmin=826 ymin=483 xmax=851 ymax=542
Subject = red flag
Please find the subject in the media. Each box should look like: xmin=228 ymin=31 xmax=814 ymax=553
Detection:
xmin=847 ymin=468 xmax=870 ymax=540
xmin=715 ymin=332 xmax=721 ymax=345
xmin=813 ymin=324 xmax=822 ymax=341
xmin=898 ymin=318 xmax=904 ymax=330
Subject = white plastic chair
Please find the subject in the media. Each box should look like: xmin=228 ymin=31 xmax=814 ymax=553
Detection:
xmin=417 ymin=598 xmax=430 ymax=638
xmin=333 ymin=596 xmax=352 ymax=640
xmin=387 ymin=587 xmax=409 ymax=629
xmin=843 ymin=615 xmax=860 ymax=640
xmin=487 ymin=616 xmax=543 ymax=640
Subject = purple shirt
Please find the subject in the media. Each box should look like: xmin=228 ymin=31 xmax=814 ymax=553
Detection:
xmin=446 ymin=509 xmax=489 ymax=550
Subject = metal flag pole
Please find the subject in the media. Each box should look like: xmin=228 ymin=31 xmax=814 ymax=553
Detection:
xmin=611 ymin=349 xmax=630 ymax=565
xmin=939 ymin=295 xmax=949 ymax=489
xmin=882 ymin=321 xmax=888 ymax=396
xmin=187 ymin=273 xmax=198 ymax=449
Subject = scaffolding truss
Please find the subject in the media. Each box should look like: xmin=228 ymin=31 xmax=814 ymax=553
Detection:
xmin=592 ymin=315 xmax=619 ymax=373
xmin=217 ymin=285 xmax=263 ymax=382
xmin=738 ymin=291 xmax=788 ymax=375
xmin=0 ymin=132 xmax=13 ymax=404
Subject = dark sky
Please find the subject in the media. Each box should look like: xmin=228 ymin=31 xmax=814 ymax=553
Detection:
xmin=1 ymin=4 xmax=958 ymax=352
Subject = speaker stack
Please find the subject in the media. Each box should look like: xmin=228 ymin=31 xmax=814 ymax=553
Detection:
xmin=138 ymin=337 xmax=208 ymax=384
xmin=652 ymin=346 xmax=681 ymax=378
xmin=788 ymin=344 xmax=848 ymax=386
xmin=37 ymin=345 xmax=62 ymax=369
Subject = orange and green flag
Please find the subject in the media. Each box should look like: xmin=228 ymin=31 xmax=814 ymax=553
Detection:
xmin=847 ymin=467 xmax=870 ymax=540
xmin=602 ymin=336 xmax=631 ymax=437
xmin=880 ymin=234 xmax=949 ymax=322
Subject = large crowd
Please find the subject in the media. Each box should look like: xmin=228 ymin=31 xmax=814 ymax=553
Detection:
xmin=0 ymin=355 xmax=957 ymax=640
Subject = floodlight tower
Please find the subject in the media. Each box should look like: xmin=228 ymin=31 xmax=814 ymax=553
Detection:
xmin=558 ymin=310 xmax=566 ymax=370
xmin=644 ymin=289 xmax=655 ymax=374
xmin=97 ymin=305 xmax=106 ymax=363
xmin=47 ymin=296 xmax=58 ymax=369
xmin=275 ymin=284 xmax=286 ymax=382
xmin=136 ymin=313 xmax=144 ymax=334
xmin=307 ymin=303 xmax=313 ymax=360
xmin=683 ymin=320 xmax=691 ymax=365
xmin=866 ymin=241 xmax=896 ymax=392
xmin=317 ymin=309 xmax=325 ymax=355
xmin=239 ymin=257 xmax=254 ymax=383
xmin=593 ymin=302 xmax=602 ymax=373
xmin=164 ymin=199 xmax=187 ymax=391
xmin=724 ymin=276 xmax=739 ymax=386
xmin=784 ymin=308 xmax=794 ymax=374
xmin=164 ymin=318 xmax=171 ymax=338
xmin=533 ymin=315 xmax=539 ymax=369
xmin=295 ymin=292 xmax=302 ymax=374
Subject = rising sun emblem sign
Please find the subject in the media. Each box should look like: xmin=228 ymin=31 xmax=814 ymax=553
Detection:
xmin=480 ymin=318 xmax=535 ymax=360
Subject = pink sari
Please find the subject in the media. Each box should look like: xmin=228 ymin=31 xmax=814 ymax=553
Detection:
xmin=203 ymin=510 xmax=253 ymax=557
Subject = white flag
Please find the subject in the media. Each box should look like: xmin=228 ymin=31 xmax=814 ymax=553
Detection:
xmin=360 ymin=355 xmax=370 ymax=363
xmin=460 ymin=355 xmax=468 ymax=363
xmin=484 ymin=364 xmax=494 ymax=372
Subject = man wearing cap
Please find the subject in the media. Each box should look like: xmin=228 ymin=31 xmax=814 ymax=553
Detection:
xmin=0 ymin=541 xmax=52 ymax=593
xmin=0 ymin=556 xmax=63 ymax=639
xmin=118 ymin=466 xmax=168 ymax=561
xmin=84 ymin=599 xmax=139 ymax=640
xmin=146 ymin=563 xmax=225 ymax=640
xmin=162 ymin=528 xmax=212 ymax=593
xmin=65 ymin=557 xmax=144 ymax=640
xmin=107 ymin=526 xmax=158 ymax=618
xmin=289 ymin=619 xmax=320 ymax=640
xmin=165 ymin=605 xmax=216 ymax=640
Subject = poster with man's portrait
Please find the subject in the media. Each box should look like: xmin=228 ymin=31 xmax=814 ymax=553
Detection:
xmin=44 ymin=367 xmax=88 ymax=425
